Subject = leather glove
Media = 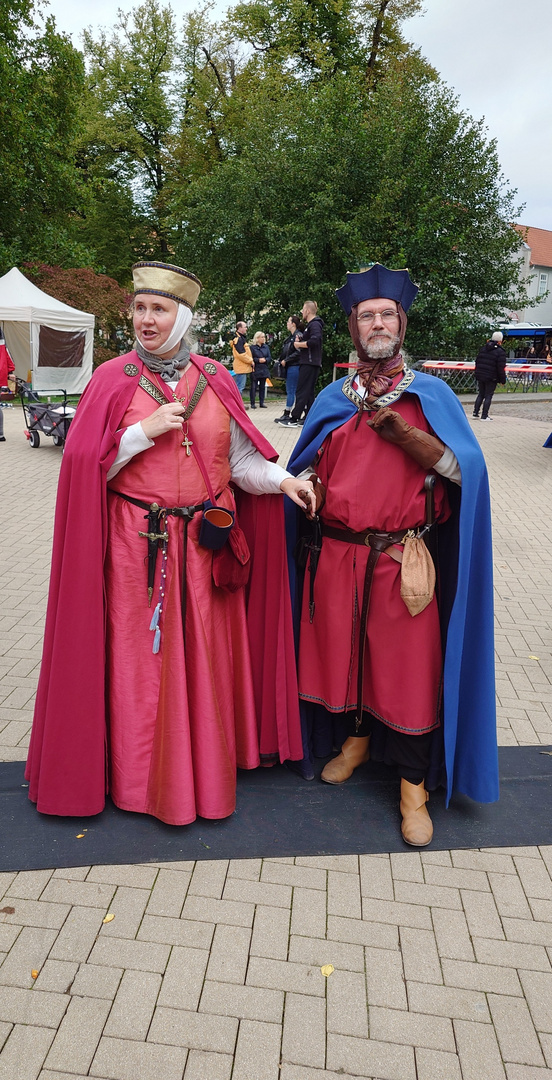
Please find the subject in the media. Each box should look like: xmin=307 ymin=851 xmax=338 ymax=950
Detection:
xmin=306 ymin=473 xmax=326 ymax=519
xmin=368 ymin=407 xmax=445 ymax=470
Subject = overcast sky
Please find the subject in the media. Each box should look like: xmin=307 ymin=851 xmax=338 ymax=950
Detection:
xmin=44 ymin=0 xmax=552 ymax=230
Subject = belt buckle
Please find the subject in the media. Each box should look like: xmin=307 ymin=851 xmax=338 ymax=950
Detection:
xmin=364 ymin=531 xmax=373 ymax=547
xmin=172 ymin=505 xmax=197 ymax=520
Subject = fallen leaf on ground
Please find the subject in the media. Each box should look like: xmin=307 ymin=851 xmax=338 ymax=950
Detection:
xmin=75 ymin=834 xmax=85 ymax=839
xmin=31 ymin=970 xmax=38 ymax=979
xmin=103 ymin=913 xmax=115 ymax=923
xmin=321 ymin=964 xmax=334 ymax=977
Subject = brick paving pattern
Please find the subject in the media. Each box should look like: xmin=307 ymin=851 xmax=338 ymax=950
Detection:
xmin=1 ymin=393 xmax=552 ymax=1078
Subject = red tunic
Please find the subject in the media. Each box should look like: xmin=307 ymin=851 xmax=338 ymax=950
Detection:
xmin=106 ymin=368 xmax=259 ymax=824
xmin=298 ymin=391 xmax=450 ymax=733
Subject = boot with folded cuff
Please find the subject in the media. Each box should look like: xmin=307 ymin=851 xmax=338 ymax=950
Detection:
xmin=399 ymin=778 xmax=433 ymax=846
xmin=320 ymin=735 xmax=370 ymax=784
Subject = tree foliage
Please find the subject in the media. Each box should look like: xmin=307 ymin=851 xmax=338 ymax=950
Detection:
xmin=82 ymin=0 xmax=180 ymax=257
xmin=174 ymin=58 xmax=529 ymax=357
xmin=24 ymin=263 xmax=132 ymax=362
xmin=0 ymin=0 xmax=90 ymax=271
xmin=1 ymin=0 xmax=534 ymax=358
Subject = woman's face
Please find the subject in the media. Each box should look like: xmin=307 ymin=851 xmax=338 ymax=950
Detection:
xmin=258 ymin=333 xmax=266 ymax=344
xmin=133 ymin=294 xmax=178 ymax=352
xmin=287 ymin=318 xmax=294 ymax=332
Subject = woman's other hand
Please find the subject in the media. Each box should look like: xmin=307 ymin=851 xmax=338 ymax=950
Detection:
xmin=140 ymin=402 xmax=185 ymax=440
xmin=280 ymin=476 xmax=316 ymax=517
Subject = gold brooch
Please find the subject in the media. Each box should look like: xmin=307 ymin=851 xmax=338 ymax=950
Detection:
xmin=204 ymin=362 xmax=217 ymax=375
xmin=123 ymin=363 xmax=139 ymax=377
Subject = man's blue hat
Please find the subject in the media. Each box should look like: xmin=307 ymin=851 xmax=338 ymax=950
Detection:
xmin=336 ymin=263 xmax=419 ymax=316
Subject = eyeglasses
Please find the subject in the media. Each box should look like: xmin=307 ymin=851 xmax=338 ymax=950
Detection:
xmin=357 ymin=309 xmax=399 ymax=324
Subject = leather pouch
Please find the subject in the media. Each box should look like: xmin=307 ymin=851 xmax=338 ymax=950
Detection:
xmin=400 ymin=533 xmax=435 ymax=616
xmin=211 ymin=524 xmax=251 ymax=591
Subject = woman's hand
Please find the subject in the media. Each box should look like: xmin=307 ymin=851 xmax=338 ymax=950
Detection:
xmin=140 ymin=402 xmax=186 ymax=440
xmin=280 ymin=476 xmax=316 ymax=518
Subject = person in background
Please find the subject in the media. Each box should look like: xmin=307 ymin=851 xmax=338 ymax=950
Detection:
xmin=250 ymin=331 xmax=272 ymax=409
xmin=473 ymin=331 xmax=507 ymax=421
xmin=275 ymin=315 xmax=304 ymax=423
xmin=231 ymin=321 xmax=254 ymax=395
xmin=277 ymin=301 xmax=324 ymax=427
xmin=0 ymin=332 xmax=15 ymax=442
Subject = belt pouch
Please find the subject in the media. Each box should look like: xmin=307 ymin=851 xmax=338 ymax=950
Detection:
xmin=198 ymin=501 xmax=235 ymax=550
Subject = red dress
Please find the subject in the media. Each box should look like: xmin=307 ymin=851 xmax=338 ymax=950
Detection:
xmin=106 ymin=368 xmax=260 ymax=824
xmin=298 ymin=392 xmax=450 ymax=734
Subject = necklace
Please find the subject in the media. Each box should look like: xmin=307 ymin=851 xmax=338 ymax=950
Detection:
xmin=153 ymin=365 xmax=194 ymax=456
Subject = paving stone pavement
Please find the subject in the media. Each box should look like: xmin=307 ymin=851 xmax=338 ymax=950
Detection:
xmin=1 ymin=393 xmax=552 ymax=1080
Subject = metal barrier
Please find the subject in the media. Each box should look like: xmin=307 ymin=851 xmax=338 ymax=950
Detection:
xmin=422 ymin=362 xmax=552 ymax=394
xmin=331 ymin=359 xmax=552 ymax=394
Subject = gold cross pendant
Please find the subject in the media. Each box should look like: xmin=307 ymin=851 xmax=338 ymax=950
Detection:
xmin=181 ymin=433 xmax=193 ymax=456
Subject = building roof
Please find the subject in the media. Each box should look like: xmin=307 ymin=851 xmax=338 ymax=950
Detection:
xmin=514 ymin=225 xmax=552 ymax=269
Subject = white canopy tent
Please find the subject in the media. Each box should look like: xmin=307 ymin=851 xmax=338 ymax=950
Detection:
xmin=0 ymin=267 xmax=94 ymax=394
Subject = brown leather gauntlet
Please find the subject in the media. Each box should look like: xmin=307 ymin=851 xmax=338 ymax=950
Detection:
xmin=368 ymin=407 xmax=445 ymax=470
xmin=308 ymin=474 xmax=326 ymax=518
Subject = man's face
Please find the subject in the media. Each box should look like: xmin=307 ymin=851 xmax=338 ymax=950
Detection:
xmin=237 ymin=322 xmax=247 ymax=335
xmin=356 ymin=298 xmax=400 ymax=360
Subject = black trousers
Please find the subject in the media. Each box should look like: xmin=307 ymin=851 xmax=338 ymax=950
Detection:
xmin=250 ymin=376 xmax=267 ymax=407
xmin=474 ymin=378 xmax=497 ymax=418
xmin=348 ymin=711 xmax=433 ymax=785
xmin=290 ymin=365 xmax=319 ymax=421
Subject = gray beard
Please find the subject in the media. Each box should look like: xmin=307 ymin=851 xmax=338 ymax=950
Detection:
xmin=360 ymin=332 xmax=400 ymax=360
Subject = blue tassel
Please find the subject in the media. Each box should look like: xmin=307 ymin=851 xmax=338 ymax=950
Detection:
xmin=149 ymin=603 xmax=161 ymax=631
xmin=152 ymin=627 xmax=161 ymax=654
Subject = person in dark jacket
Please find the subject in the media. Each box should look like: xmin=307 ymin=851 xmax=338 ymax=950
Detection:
xmin=473 ymin=331 xmax=507 ymax=421
xmin=250 ymin=332 xmax=272 ymax=408
xmin=277 ymin=301 xmax=324 ymax=426
xmin=275 ymin=315 xmax=304 ymax=423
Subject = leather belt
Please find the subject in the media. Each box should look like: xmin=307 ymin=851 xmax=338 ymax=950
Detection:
xmin=113 ymin=490 xmax=217 ymax=633
xmin=114 ymin=492 xmax=205 ymax=517
xmin=321 ymin=524 xmax=407 ymax=549
xmin=321 ymin=522 xmax=417 ymax=732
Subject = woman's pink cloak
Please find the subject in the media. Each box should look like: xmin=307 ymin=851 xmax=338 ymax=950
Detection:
xmin=25 ymin=352 xmax=302 ymax=821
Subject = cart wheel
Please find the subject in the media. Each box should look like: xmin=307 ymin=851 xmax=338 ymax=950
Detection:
xmin=52 ymin=434 xmax=63 ymax=447
xmin=29 ymin=430 xmax=40 ymax=448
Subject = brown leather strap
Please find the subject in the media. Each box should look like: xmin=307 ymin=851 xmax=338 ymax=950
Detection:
xmin=356 ymin=543 xmax=380 ymax=731
xmin=321 ymin=524 xmax=408 ymax=547
xmin=113 ymin=491 xmax=205 ymax=516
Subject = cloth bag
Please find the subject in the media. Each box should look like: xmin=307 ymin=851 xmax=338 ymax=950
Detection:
xmin=399 ymin=533 xmax=435 ymax=616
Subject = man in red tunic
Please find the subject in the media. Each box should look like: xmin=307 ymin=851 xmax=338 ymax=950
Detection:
xmin=292 ymin=266 xmax=469 ymax=846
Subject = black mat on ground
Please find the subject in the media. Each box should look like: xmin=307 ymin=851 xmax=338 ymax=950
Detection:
xmin=1 ymin=747 xmax=551 ymax=872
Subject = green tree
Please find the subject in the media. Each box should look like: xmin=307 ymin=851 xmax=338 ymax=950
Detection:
xmin=24 ymin=263 xmax=132 ymax=363
xmin=227 ymin=0 xmax=426 ymax=80
xmin=82 ymin=0 xmax=180 ymax=257
xmin=0 ymin=0 xmax=91 ymax=271
xmin=173 ymin=54 xmax=531 ymax=360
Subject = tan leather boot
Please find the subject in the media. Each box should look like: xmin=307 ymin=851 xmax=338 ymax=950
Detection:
xmin=400 ymin=778 xmax=433 ymax=846
xmin=320 ymin=736 xmax=370 ymax=784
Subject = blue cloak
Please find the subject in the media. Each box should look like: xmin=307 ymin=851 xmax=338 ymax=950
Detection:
xmin=286 ymin=370 xmax=499 ymax=806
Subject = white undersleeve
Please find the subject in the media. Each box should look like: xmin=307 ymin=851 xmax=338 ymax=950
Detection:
xmin=106 ymin=388 xmax=291 ymax=494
